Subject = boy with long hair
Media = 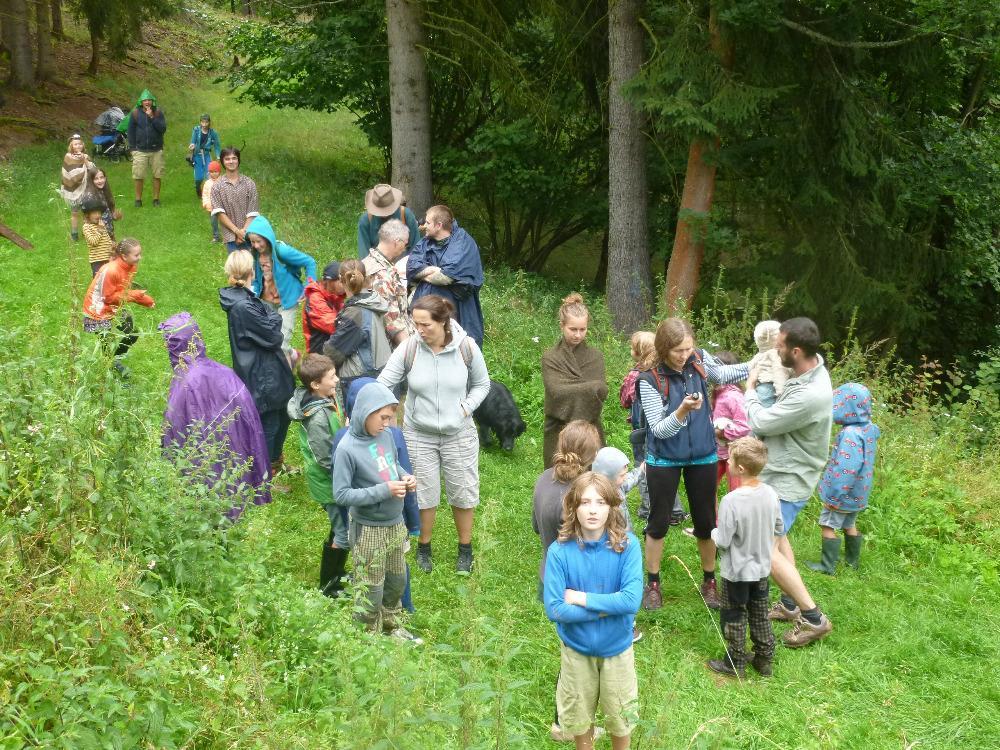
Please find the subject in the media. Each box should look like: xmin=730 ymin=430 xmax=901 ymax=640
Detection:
xmin=544 ymin=472 xmax=642 ymax=749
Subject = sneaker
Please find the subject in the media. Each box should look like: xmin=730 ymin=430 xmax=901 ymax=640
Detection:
xmin=767 ymin=600 xmax=801 ymax=622
xmin=70 ymin=230 xmax=79 ymax=242
xmin=632 ymin=626 xmax=643 ymax=644
xmin=153 ymin=199 xmax=161 ymax=207
xmin=642 ymin=581 xmax=662 ymax=610
xmin=549 ymin=724 xmax=605 ymax=743
xmin=749 ymin=653 xmax=773 ymax=677
xmin=700 ymin=579 xmax=721 ymax=610
xmin=134 ymin=199 xmax=142 ymax=208
xmin=669 ymin=512 xmax=688 ymax=526
xmin=388 ymin=626 xmax=424 ymax=646
xmin=706 ymin=656 xmax=744 ymax=679
xmin=416 ymin=543 xmax=432 ymax=573
xmin=682 ymin=526 xmax=696 ymax=538
xmin=456 ymin=545 xmax=474 ymax=576
xmin=782 ymin=614 xmax=833 ymax=648
xmin=211 ymin=237 xmax=220 ymax=243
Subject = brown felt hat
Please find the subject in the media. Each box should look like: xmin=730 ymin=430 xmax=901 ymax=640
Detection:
xmin=364 ymin=183 xmax=403 ymax=217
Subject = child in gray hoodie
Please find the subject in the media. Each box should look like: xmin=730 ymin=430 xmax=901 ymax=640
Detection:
xmin=332 ymin=382 xmax=421 ymax=643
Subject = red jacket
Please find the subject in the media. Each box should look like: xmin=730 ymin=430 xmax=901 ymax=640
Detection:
xmin=83 ymin=256 xmax=154 ymax=320
xmin=301 ymin=279 xmax=345 ymax=353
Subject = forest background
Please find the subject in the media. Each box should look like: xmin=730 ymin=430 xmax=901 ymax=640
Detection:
xmin=1 ymin=1 xmax=999 ymax=748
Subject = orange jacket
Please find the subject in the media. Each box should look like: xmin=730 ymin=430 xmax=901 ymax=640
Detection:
xmin=83 ymin=255 xmax=154 ymax=321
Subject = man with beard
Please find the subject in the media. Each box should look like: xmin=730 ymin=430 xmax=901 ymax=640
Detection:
xmin=745 ymin=317 xmax=835 ymax=648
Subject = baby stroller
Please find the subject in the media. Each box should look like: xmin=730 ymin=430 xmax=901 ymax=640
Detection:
xmin=92 ymin=107 xmax=131 ymax=162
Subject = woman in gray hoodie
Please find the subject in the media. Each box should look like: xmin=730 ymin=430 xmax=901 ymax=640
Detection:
xmin=378 ymin=295 xmax=490 ymax=576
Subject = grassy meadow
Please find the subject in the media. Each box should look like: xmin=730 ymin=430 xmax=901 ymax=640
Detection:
xmin=1 ymin=43 xmax=999 ymax=749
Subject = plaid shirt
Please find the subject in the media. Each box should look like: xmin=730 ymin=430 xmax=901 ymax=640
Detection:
xmin=210 ymin=173 xmax=260 ymax=243
xmin=363 ymin=248 xmax=415 ymax=340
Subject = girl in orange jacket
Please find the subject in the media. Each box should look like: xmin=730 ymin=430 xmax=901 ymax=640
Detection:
xmin=83 ymin=238 xmax=155 ymax=371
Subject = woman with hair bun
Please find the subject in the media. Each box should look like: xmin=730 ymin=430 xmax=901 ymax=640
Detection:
xmin=541 ymin=293 xmax=607 ymax=468
xmin=378 ymin=293 xmax=490 ymax=575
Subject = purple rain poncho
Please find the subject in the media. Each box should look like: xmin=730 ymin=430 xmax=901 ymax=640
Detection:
xmin=160 ymin=311 xmax=271 ymax=518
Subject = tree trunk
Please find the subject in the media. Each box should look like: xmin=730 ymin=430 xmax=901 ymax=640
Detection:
xmin=664 ymin=137 xmax=718 ymax=311
xmin=34 ymin=0 xmax=56 ymax=81
xmin=386 ymin=0 xmax=434 ymax=217
xmin=241 ymin=0 xmax=252 ymax=16
xmin=49 ymin=0 xmax=62 ymax=38
xmin=663 ymin=4 xmax=732 ymax=312
xmin=87 ymin=23 xmax=99 ymax=74
xmin=606 ymin=0 xmax=652 ymax=333
xmin=4 ymin=0 xmax=35 ymax=88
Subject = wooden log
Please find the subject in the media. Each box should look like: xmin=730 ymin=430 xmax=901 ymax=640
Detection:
xmin=0 ymin=222 xmax=34 ymax=250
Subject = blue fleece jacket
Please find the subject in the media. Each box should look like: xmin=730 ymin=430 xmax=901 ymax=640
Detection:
xmin=544 ymin=532 xmax=642 ymax=658
xmin=246 ymin=215 xmax=318 ymax=310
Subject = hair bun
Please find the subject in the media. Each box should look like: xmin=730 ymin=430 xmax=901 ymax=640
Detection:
xmin=563 ymin=292 xmax=584 ymax=306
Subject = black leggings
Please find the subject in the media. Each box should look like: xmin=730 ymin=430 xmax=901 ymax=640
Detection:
xmin=645 ymin=462 xmax=718 ymax=539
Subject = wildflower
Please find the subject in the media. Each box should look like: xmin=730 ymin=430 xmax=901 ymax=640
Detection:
xmin=147 ymin=559 xmax=157 ymax=570
xmin=122 ymin=604 xmax=131 ymax=613
xmin=532 ymin=336 xmax=540 ymax=344
xmin=708 ymin=341 xmax=720 ymax=348
xmin=26 ymin=423 xmax=42 ymax=435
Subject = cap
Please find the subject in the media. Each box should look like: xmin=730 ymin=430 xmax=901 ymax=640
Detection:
xmin=322 ymin=261 xmax=341 ymax=280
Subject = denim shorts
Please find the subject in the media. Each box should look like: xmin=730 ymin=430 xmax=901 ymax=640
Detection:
xmin=818 ymin=507 xmax=859 ymax=530
xmin=777 ymin=498 xmax=809 ymax=536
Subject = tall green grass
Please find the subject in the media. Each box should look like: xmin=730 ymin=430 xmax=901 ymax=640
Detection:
xmin=1 ymin=15 xmax=999 ymax=748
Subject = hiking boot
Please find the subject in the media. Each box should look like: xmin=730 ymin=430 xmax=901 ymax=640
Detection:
xmin=456 ymin=544 xmax=474 ymax=576
xmin=807 ymin=537 xmax=841 ymax=575
xmin=134 ymin=199 xmax=142 ymax=208
xmin=749 ymin=652 xmax=773 ymax=677
xmin=701 ymin=579 xmax=721 ymax=610
xmin=706 ymin=655 xmax=744 ymax=679
xmin=844 ymin=533 xmax=863 ymax=569
xmin=782 ymin=614 xmax=833 ymax=648
xmin=416 ymin=542 xmax=432 ymax=573
xmin=550 ymin=724 xmax=605 ymax=743
xmin=632 ymin=626 xmax=643 ymax=644
xmin=71 ymin=230 xmax=79 ymax=242
xmin=642 ymin=581 xmax=662 ymax=610
xmin=387 ymin=626 xmax=424 ymax=646
xmin=767 ymin=600 xmax=800 ymax=622
xmin=153 ymin=199 xmax=161 ymax=207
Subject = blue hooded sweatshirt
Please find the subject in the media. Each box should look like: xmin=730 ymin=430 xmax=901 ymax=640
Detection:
xmin=331 ymin=377 xmax=419 ymax=534
xmin=818 ymin=382 xmax=880 ymax=513
xmin=331 ymin=382 xmax=404 ymax=526
xmin=544 ymin=532 xmax=643 ymax=658
xmin=246 ymin=215 xmax=318 ymax=310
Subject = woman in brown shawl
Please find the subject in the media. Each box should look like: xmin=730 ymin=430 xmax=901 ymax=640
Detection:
xmin=541 ymin=293 xmax=607 ymax=468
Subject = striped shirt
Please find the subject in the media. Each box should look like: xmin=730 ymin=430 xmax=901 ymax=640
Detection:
xmin=82 ymin=221 xmax=114 ymax=264
xmin=210 ymin=173 xmax=260 ymax=243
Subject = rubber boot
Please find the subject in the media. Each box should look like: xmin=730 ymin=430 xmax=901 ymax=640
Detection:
xmin=320 ymin=545 xmax=349 ymax=597
xmin=807 ymin=537 xmax=841 ymax=575
xmin=401 ymin=563 xmax=415 ymax=613
xmin=844 ymin=533 xmax=863 ymax=569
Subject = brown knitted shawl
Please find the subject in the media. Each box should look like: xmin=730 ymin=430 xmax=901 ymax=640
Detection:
xmin=542 ymin=339 xmax=608 ymax=425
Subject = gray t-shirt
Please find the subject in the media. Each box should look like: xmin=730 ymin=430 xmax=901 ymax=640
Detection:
xmin=711 ymin=483 xmax=784 ymax=582
xmin=531 ymin=468 xmax=570 ymax=580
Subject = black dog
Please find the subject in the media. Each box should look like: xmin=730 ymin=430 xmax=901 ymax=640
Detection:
xmin=473 ymin=380 xmax=526 ymax=451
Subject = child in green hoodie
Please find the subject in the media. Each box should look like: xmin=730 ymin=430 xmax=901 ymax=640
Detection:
xmin=287 ymin=354 xmax=345 ymax=595
xmin=332 ymin=382 xmax=421 ymax=643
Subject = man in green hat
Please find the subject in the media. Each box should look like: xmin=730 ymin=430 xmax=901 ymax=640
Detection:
xmin=127 ymin=88 xmax=167 ymax=207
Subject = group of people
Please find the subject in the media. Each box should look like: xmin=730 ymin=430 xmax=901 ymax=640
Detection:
xmin=534 ymin=296 xmax=880 ymax=747
xmin=64 ymin=95 xmax=882 ymax=748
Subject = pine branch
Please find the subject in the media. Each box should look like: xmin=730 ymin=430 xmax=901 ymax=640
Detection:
xmin=779 ymin=17 xmax=926 ymax=49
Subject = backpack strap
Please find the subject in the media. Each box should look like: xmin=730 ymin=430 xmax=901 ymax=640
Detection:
xmin=459 ymin=337 xmax=473 ymax=368
xmin=692 ymin=350 xmax=707 ymax=381
xmin=402 ymin=336 xmax=419 ymax=376
xmin=357 ymin=308 xmax=376 ymax=372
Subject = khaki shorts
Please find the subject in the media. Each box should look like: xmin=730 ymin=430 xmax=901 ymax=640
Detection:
xmin=402 ymin=423 xmax=480 ymax=510
xmin=132 ymin=149 xmax=165 ymax=180
xmin=556 ymin=644 xmax=638 ymax=738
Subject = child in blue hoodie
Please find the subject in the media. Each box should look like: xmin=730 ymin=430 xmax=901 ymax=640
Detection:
xmin=245 ymin=214 xmax=318 ymax=362
xmin=332 ymin=382 xmax=421 ymax=643
xmin=808 ymin=382 xmax=880 ymax=574
xmin=332 ymin=377 xmax=420 ymax=612
xmin=544 ymin=471 xmax=642 ymax=748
